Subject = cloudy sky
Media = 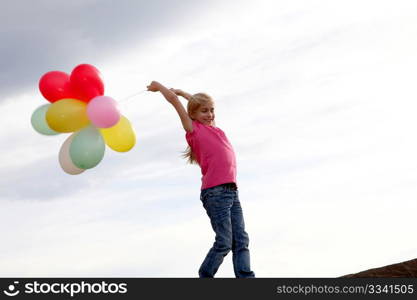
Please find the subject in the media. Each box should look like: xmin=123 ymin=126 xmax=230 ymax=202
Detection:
xmin=1 ymin=0 xmax=417 ymax=277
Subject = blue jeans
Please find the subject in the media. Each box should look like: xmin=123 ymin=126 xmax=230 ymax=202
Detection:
xmin=199 ymin=183 xmax=255 ymax=278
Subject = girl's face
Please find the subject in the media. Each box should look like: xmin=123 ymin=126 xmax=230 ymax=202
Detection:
xmin=192 ymin=103 xmax=215 ymax=126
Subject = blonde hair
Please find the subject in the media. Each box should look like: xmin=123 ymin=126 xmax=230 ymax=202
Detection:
xmin=183 ymin=93 xmax=214 ymax=164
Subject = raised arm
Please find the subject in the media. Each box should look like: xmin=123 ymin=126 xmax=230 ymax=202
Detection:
xmin=147 ymin=81 xmax=193 ymax=132
xmin=170 ymin=89 xmax=193 ymax=101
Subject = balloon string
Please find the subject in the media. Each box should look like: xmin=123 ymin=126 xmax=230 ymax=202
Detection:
xmin=118 ymin=89 xmax=147 ymax=104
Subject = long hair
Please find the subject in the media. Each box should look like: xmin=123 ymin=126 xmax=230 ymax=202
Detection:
xmin=183 ymin=93 xmax=214 ymax=164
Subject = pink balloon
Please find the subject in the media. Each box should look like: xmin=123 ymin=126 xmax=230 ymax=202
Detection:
xmin=86 ymin=96 xmax=120 ymax=128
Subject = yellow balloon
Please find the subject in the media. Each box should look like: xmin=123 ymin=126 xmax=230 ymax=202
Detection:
xmin=100 ymin=116 xmax=136 ymax=152
xmin=46 ymin=99 xmax=90 ymax=133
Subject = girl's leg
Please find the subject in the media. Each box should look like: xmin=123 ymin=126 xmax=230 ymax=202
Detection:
xmin=231 ymin=191 xmax=255 ymax=278
xmin=199 ymin=187 xmax=234 ymax=278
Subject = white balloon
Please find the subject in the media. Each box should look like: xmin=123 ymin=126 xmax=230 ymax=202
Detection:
xmin=59 ymin=134 xmax=85 ymax=175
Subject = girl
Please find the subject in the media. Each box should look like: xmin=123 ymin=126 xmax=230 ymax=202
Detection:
xmin=147 ymin=81 xmax=255 ymax=278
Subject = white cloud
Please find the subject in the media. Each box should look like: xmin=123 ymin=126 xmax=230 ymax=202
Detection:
xmin=1 ymin=0 xmax=417 ymax=277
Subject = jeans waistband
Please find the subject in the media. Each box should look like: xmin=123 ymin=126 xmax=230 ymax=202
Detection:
xmin=201 ymin=182 xmax=238 ymax=193
xmin=217 ymin=182 xmax=237 ymax=190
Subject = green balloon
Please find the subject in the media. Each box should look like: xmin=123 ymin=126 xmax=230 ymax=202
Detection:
xmin=69 ymin=126 xmax=105 ymax=169
xmin=31 ymin=104 xmax=59 ymax=135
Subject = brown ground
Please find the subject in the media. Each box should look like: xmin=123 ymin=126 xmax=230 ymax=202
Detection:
xmin=342 ymin=258 xmax=417 ymax=278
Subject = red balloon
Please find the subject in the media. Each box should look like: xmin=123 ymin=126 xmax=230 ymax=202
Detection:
xmin=70 ymin=64 xmax=105 ymax=103
xmin=39 ymin=71 xmax=74 ymax=103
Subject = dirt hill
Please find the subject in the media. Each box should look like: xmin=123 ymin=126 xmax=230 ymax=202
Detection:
xmin=342 ymin=258 xmax=417 ymax=277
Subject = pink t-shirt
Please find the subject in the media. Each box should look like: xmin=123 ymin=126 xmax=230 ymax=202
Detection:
xmin=186 ymin=121 xmax=237 ymax=190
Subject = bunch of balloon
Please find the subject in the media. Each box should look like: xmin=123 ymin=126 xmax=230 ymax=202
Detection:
xmin=31 ymin=64 xmax=136 ymax=175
